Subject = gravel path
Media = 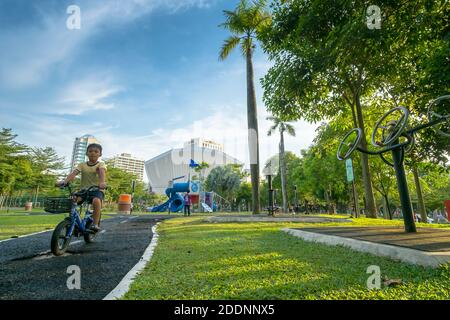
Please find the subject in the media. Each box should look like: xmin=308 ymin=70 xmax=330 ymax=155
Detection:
xmin=0 ymin=215 xmax=172 ymax=300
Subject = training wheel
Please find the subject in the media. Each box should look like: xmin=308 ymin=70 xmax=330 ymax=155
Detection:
xmin=372 ymin=107 xmax=409 ymax=147
xmin=337 ymin=128 xmax=362 ymax=161
xmin=427 ymin=95 xmax=450 ymax=138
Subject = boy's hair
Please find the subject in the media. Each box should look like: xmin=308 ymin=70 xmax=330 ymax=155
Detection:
xmin=86 ymin=143 xmax=103 ymax=154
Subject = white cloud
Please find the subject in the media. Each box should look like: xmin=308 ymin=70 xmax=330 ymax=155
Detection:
xmin=95 ymin=105 xmax=318 ymax=172
xmin=1 ymin=113 xmax=105 ymax=169
xmin=0 ymin=0 xmax=217 ymax=89
xmin=56 ymin=76 xmax=123 ymax=115
xmin=1 ymin=1 xmax=318 ymax=181
xmin=5 ymin=101 xmax=318 ymax=183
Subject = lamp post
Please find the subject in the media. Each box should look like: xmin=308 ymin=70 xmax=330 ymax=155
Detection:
xmin=263 ymin=161 xmax=277 ymax=216
xmin=267 ymin=174 xmax=274 ymax=216
xmin=274 ymin=189 xmax=278 ymax=207
xmin=345 ymin=158 xmax=359 ymax=218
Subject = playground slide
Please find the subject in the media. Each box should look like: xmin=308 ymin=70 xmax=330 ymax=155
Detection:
xmin=151 ymin=182 xmax=189 ymax=213
xmin=151 ymin=200 xmax=170 ymax=212
xmin=201 ymin=202 xmax=213 ymax=213
xmin=169 ymin=193 xmax=184 ymax=212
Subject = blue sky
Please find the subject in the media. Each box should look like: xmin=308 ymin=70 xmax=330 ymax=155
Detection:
xmin=0 ymin=0 xmax=318 ymax=173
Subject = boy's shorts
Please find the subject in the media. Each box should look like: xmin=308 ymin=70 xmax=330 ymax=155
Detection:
xmin=78 ymin=190 xmax=105 ymax=204
xmin=88 ymin=190 xmax=105 ymax=202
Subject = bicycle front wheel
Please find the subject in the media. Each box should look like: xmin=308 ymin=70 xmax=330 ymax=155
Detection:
xmin=51 ymin=219 xmax=73 ymax=256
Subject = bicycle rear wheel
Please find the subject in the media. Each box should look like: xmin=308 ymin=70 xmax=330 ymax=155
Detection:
xmin=51 ymin=219 xmax=73 ymax=256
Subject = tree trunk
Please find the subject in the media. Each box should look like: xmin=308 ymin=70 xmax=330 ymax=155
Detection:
xmin=34 ymin=185 xmax=40 ymax=207
xmin=412 ymin=165 xmax=427 ymax=223
xmin=355 ymin=94 xmax=377 ymax=218
xmin=327 ymin=186 xmax=336 ymax=214
xmin=0 ymin=194 xmax=6 ymax=209
xmin=382 ymin=195 xmax=389 ymax=219
xmin=383 ymin=194 xmax=393 ymax=220
xmin=246 ymin=47 xmax=260 ymax=214
xmin=279 ymin=130 xmax=288 ymax=213
xmin=324 ymin=189 xmax=331 ymax=214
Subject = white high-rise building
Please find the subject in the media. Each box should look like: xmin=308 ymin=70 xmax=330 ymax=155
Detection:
xmin=184 ymin=138 xmax=224 ymax=152
xmin=107 ymin=153 xmax=145 ymax=181
xmin=70 ymin=134 xmax=101 ymax=171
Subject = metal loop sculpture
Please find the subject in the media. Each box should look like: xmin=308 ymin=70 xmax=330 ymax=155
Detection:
xmin=336 ymin=95 xmax=450 ymax=233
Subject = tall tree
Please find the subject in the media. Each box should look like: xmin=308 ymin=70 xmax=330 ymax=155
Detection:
xmin=260 ymin=0 xmax=449 ymax=218
xmin=205 ymin=165 xmax=241 ymax=204
xmin=267 ymin=116 xmax=295 ymax=213
xmin=219 ymin=0 xmax=271 ymax=214
xmin=259 ymin=0 xmax=411 ymax=217
xmin=28 ymin=147 xmax=65 ymax=203
xmin=0 ymin=129 xmax=29 ymax=207
xmin=236 ymin=182 xmax=252 ymax=212
xmin=193 ymin=161 xmax=210 ymax=183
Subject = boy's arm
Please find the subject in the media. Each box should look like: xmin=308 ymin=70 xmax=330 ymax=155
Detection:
xmin=98 ymin=168 xmax=106 ymax=190
xmin=57 ymin=169 xmax=80 ymax=186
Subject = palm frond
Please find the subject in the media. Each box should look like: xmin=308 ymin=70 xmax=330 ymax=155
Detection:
xmin=267 ymin=124 xmax=278 ymax=136
xmin=267 ymin=116 xmax=280 ymax=136
xmin=219 ymin=0 xmax=271 ymax=59
xmin=285 ymin=123 xmax=296 ymax=137
xmin=219 ymin=36 xmax=241 ymax=61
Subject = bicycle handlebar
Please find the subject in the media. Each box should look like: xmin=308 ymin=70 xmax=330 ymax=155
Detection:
xmin=57 ymin=184 xmax=108 ymax=196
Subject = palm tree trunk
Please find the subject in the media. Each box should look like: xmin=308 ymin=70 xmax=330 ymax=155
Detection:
xmin=246 ymin=47 xmax=260 ymax=214
xmin=412 ymin=165 xmax=427 ymax=223
xmin=355 ymin=94 xmax=377 ymax=218
xmin=279 ymin=130 xmax=288 ymax=213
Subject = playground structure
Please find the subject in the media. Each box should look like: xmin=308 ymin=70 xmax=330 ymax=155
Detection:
xmin=337 ymin=95 xmax=450 ymax=233
xmin=151 ymin=176 xmax=188 ymax=213
xmin=150 ymin=172 xmax=220 ymax=213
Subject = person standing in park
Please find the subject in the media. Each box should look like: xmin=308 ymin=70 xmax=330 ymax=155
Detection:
xmin=184 ymin=192 xmax=191 ymax=216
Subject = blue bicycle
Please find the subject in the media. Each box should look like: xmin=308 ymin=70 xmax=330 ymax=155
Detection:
xmin=50 ymin=185 xmax=104 ymax=256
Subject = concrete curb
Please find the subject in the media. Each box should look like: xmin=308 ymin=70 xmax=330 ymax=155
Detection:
xmin=282 ymin=228 xmax=450 ymax=268
xmin=103 ymin=223 xmax=160 ymax=300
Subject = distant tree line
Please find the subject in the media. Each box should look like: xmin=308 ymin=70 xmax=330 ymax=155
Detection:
xmin=0 ymin=128 xmax=164 ymax=211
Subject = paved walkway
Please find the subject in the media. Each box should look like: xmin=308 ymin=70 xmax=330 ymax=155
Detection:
xmin=0 ymin=215 xmax=172 ymax=300
xmin=294 ymin=226 xmax=450 ymax=252
xmin=284 ymin=226 xmax=450 ymax=268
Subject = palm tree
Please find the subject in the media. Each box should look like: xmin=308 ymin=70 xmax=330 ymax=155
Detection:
xmin=267 ymin=116 xmax=296 ymax=213
xmin=194 ymin=161 xmax=210 ymax=183
xmin=219 ymin=0 xmax=271 ymax=215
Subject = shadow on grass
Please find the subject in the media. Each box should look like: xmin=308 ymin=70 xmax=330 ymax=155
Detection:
xmin=125 ymin=218 xmax=450 ymax=300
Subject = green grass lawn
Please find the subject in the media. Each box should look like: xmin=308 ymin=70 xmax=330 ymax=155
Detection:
xmin=123 ymin=216 xmax=450 ymax=300
xmin=0 ymin=209 xmax=115 ymax=240
xmin=0 ymin=214 xmax=66 ymax=240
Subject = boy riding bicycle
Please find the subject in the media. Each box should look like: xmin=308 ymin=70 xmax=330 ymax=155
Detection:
xmin=57 ymin=143 xmax=107 ymax=232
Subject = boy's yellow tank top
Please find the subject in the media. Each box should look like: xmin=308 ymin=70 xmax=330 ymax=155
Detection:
xmin=76 ymin=161 xmax=107 ymax=190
